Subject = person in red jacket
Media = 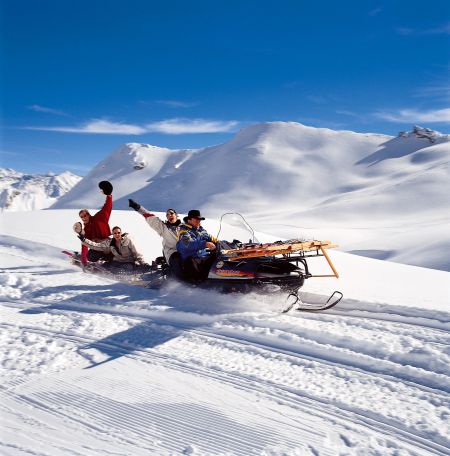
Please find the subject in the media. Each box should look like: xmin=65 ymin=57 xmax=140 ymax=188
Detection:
xmin=74 ymin=181 xmax=113 ymax=265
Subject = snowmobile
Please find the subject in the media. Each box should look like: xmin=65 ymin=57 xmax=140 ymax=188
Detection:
xmin=195 ymin=213 xmax=342 ymax=311
xmin=63 ymin=213 xmax=343 ymax=312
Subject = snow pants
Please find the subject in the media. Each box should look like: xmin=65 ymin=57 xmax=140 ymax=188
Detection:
xmin=168 ymin=252 xmax=185 ymax=281
xmin=87 ymin=249 xmax=113 ymax=263
xmin=182 ymin=253 xmax=216 ymax=282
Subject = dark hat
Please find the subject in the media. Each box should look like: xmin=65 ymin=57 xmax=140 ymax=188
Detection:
xmin=186 ymin=209 xmax=205 ymax=220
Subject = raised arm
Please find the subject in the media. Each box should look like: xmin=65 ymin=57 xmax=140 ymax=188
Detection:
xmin=95 ymin=194 xmax=112 ymax=223
xmin=129 ymin=199 xmax=167 ymax=237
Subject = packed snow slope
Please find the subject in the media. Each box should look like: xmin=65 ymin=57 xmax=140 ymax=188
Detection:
xmin=1 ymin=209 xmax=450 ymax=455
xmin=52 ymin=122 xmax=450 ymax=271
xmin=0 ymin=168 xmax=81 ymax=212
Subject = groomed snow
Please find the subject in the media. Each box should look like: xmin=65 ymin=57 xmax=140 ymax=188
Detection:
xmin=1 ymin=209 xmax=449 ymax=455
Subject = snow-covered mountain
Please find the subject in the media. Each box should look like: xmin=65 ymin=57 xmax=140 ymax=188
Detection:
xmin=0 ymin=168 xmax=81 ymax=212
xmin=52 ymin=122 xmax=450 ymax=271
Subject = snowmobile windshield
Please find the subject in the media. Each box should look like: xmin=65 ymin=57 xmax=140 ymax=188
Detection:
xmin=216 ymin=213 xmax=259 ymax=248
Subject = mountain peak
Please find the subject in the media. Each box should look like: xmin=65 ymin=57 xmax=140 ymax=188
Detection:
xmin=398 ymin=125 xmax=449 ymax=143
xmin=0 ymin=168 xmax=82 ymax=211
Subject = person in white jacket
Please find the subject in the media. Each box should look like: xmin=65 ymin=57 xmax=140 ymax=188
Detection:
xmin=78 ymin=226 xmax=147 ymax=269
xmin=128 ymin=199 xmax=184 ymax=280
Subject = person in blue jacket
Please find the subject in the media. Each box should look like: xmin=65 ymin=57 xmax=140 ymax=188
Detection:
xmin=176 ymin=209 xmax=218 ymax=282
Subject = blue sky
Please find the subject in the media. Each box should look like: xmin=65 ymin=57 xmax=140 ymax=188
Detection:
xmin=1 ymin=0 xmax=449 ymax=175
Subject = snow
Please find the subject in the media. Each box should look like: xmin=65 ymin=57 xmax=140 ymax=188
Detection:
xmin=0 ymin=168 xmax=81 ymax=212
xmin=1 ymin=121 xmax=449 ymax=454
xmin=50 ymin=122 xmax=450 ymax=271
xmin=1 ymin=208 xmax=450 ymax=455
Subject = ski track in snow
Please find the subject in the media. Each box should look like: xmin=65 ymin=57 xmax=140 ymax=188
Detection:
xmin=1 ymin=239 xmax=450 ymax=455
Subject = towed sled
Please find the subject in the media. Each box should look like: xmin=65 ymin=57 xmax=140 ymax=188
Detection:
xmin=63 ymin=213 xmax=342 ymax=312
xmin=61 ymin=250 xmax=157 ymax=287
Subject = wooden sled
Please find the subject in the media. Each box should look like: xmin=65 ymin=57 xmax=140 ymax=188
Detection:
xmin=221 ymin=239 xmax=340 ymax=279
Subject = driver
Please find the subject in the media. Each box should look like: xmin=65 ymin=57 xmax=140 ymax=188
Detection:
xmin=176 ymin=209 xmax=218 ymax=282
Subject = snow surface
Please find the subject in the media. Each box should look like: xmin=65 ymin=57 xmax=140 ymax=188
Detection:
xmin=50 ymin=122 xmax=450 ymax=271
xmin=1 ymin=209 xmax=450 ymax=455
xmin=0 ymin=168 xmax=81 ymax=212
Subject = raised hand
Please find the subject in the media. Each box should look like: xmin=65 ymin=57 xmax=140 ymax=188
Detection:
xmin=128 ymin=199 xmax=141 ymax=211
xmin=98 ymin=181 xmax=113 ymax=195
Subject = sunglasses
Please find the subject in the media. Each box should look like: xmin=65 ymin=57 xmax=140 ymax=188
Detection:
xmin=166 ymin=211 xmax=176 ymax=216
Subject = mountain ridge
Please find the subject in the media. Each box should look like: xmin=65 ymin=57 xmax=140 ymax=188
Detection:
xmin=12 ymin=121 xmax=450 ymax=270
xmin=0 ymin=168 xmax=81 ymax=212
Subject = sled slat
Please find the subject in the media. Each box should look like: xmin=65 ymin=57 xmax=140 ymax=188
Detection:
xmin=222 ymin=240 xmax=337 ymax=259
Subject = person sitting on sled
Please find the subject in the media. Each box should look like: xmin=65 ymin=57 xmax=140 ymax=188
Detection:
xmin=128 ymin=199 xmax=184 ymax=280
xmin=73 ymin=181 xmax=113 ymax=265
xmin=176 ymin=209 xmax=218 ymax=282
xmin=77 ymin=226 xmax=148 ymax=270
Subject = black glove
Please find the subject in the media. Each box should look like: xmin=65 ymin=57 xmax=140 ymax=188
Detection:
xmin=77 ymin=234 xmax=86 ymax=242
xmin=99 ymin=180 xmax=113 ymax=195
xmin=128 ymin=199 xmax=141 ymax=211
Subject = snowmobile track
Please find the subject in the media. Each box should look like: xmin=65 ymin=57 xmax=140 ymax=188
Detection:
xmin=1 ymin=319 xmax=449 ymax=455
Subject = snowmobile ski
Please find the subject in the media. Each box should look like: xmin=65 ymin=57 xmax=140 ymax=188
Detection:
xmin=282 ymin=290 xmax=343 ymax=313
